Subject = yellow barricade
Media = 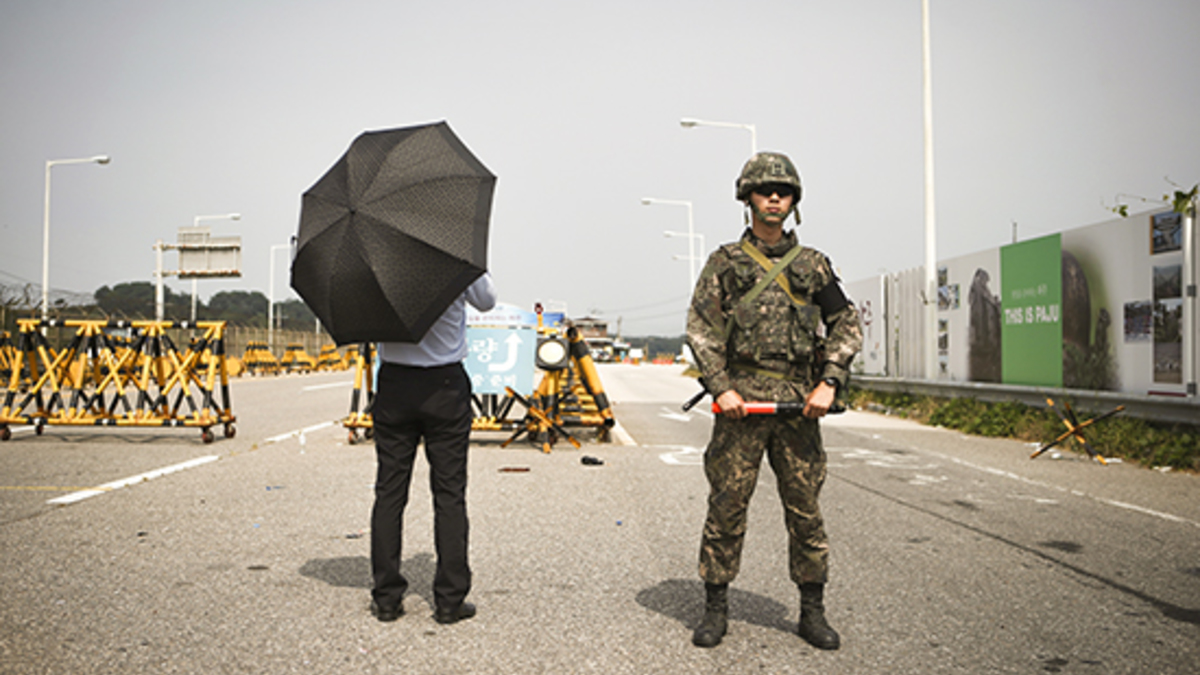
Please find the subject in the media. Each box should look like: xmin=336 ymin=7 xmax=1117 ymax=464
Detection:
xmin=0 ymin=319 xmax=236 ymax=443
xmin=342 ymin=343 xmax=375 ymax=444
xmin=315 ymin=344 xmax=347 ymax=372
xmin=242 ymin=341 xmax=280 ymax=376
xmin=280 ymin=343 xmax=316 ymax=373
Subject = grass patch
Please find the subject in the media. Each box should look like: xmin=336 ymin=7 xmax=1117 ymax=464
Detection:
xmin=845 ymin=387 xmax=1200 ymax=472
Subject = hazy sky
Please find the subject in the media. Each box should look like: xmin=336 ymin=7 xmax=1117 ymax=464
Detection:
xmin=2 ymin=0 xmax=1198 ymax=335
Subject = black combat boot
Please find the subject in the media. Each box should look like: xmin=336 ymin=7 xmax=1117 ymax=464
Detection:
xmin=691 ymin=582 xmax=729 ymax=648
xmin=798 ymin=583 xmax=840 ymax=650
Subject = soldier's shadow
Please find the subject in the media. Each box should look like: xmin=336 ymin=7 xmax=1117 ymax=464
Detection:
xmin=299 ymin=553 xmax=436 ymax=610
xmin=636 ymin=578 xmax=794 ymax=634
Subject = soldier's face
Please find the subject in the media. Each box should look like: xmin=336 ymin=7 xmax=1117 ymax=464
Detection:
xmin=748 ymin=187 xmax=794 ymax=227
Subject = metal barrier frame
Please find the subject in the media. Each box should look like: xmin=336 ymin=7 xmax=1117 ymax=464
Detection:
xmin=0 ymin=319 xmax=235 ymax=443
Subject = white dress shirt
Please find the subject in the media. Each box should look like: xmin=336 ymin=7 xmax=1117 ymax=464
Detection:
xmin=378 ymin=273 xmax=497 ymax=367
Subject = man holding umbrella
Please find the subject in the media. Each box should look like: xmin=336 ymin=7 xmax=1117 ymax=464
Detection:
xmin=370 ymin=272 xmax=496 ymax=623
xmin=291 ymin=122 xmax=499 ymax=624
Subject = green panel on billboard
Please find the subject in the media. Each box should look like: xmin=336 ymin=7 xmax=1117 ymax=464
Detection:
xmin=1000 ymin=234 xmax=1062 ymax=387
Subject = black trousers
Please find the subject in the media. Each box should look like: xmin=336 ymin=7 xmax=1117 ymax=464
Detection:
xmin=370 ymin=361 xmax=472 ymax=611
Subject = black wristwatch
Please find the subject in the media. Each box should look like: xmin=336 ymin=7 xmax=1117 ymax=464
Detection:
xmin=821 ymin=377 xmax=840 ymax=390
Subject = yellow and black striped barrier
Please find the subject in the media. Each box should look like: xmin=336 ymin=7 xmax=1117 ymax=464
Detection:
xmin=315 ymin=344 xmax=347 ymax=372
xmin=342 ymin=343 xmax=375 ymax=444
xmin=281 ymin=343 xmax=317 ymax=373
xmin=241 ymin=340 xmax=280 ymax=376
xmin=0 ymin=319 xmax=236 ymax=443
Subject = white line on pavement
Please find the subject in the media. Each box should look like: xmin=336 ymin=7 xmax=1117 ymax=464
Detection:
xmin=264 ymin=420 xmax=338 ymax=445
xmin=835 ymin=430 xmax=1200 ymax=530
xmin=301 ymin=381 xmax=353 ymax=392
xmin=611 ymin=421 xmax=637 ymax=446
xmin=47 ymin=455 xmax=220 ymax=505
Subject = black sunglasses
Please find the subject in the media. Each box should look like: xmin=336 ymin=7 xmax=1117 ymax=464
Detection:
xmin=753 ymin=183 xmax=795 ymax=199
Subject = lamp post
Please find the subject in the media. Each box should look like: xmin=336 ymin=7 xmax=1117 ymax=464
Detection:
xmin=42 ymin=155 xmax=110 ymax=323
xmin=1183 ymin=195 xmax=1197 ymax=398
xmin=268 ymin=243 xmax=290 ymax=353
xmin=665 ymin=230 xmax=705 ymax=284
xmin=641 ymin=198 xmax=698 ymax=287
xmin=680 ymin=118 xmax=757 ymax=155
xmin=189 ymin=213 xmax=241 ymax=321
xmin=921 ymin=0 xmax=938 ymax=381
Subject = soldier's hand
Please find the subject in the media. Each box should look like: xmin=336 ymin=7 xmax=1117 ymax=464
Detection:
xmin=803 ymin=382 xmax=836 ymax=419
xmin=715 ymin=390 xmax=747 ymax=419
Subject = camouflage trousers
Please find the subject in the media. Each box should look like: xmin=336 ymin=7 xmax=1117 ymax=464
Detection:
xmin=699 ymin=413 xmax=829 ymax=586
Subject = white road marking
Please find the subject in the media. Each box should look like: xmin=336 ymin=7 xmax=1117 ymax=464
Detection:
xmin=47 ymin=455 xmax=220 ymax=505
xmin=301 ymin=381 xmax=353 ymax=392
xmin=658 ymin=445 xmax=704 ymax=466
xmin=827 ymin=446 xmax=941 ymax=470
xmin=611 ymin=421 xmax=637 ymax=446
xmin=264 ymin=420 xmax=337 ymax=444
xmin=832 ymin=434 xmax=1200 ymax=530
xmin=1093 ymin=497 xmax=1195 ymax=526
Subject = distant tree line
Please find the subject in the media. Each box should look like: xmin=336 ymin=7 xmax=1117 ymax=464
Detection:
xmin=0 ymin=281 xmax=317 ymax=333
xmin=92 ymin=282 xmax=317 ymax=329
xmin=625 ymin=335 xmax=685 ymax=358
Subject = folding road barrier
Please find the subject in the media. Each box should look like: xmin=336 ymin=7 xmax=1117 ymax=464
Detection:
xmin=341 ymin=327 xmax=616 ymax=451
xmin=315 ymin=344 xmax=349 ymax=372
xmin=241 ymin=341 xmax=281 ymax=376
xmin=0 ymin=319 xmax=236 ymax=443
xmin=280 ymin=343 xmax=317 ymax=373
xmin=342 ymin=343 xmax=375 ymax=444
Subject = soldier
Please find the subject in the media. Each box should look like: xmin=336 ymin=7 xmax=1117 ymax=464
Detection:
xmin=686 ymin=152 xmax=862 ymax=650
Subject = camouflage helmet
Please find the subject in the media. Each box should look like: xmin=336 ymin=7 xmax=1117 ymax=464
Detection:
xmin=735 ymin=152 xmax=803 ymax=202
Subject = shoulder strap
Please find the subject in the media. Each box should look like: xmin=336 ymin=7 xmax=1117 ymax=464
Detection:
xmin=722 ymin=243 xmax=806 ymax=341
xmin=739 ymin=241 xmax=806 ymax=306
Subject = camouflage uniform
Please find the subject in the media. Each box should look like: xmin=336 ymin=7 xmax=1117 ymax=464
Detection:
xmin=687 ymin=227 xmax=862 ymax=586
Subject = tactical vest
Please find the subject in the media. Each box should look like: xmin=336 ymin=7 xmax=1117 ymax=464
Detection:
xmin=722 ymin=241 xmax=823 ymax=369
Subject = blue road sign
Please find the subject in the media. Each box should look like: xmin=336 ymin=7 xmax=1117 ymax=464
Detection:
xmin=464 ymin=327 xmax=537 ymax=394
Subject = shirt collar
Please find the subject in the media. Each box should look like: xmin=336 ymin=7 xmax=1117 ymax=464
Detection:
xmin=742 ymin=228 xmax=798 ymax=257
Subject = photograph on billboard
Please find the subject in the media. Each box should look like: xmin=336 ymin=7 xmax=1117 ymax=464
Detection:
xmin=1150 ymin=211 xmax=1183 ymax=254
xmin=967 ymin=265 xmax=1002 ymax=383
xmin=1153 ymin=263 xmax=1183 ymax=384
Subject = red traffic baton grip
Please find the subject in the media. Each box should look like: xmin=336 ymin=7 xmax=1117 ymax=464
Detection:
xmin=711 ymin=402 xmax=805 ymax=415
xmin=710 ymin=401 xmax=845 ymax=415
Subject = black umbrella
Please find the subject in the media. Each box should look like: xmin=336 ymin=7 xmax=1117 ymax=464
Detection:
xmin=291 ymin=122 xmax=495 ymax=345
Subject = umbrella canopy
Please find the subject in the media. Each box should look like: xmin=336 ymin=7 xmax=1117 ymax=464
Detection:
xmin=291 ymin=122 xmax=495 ymax=345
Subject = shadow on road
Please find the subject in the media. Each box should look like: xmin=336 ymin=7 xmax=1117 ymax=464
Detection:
xmin=299 ymin=553 xmax=437 ymax=609
xmin=636 ymin=578 xmax=794 ymax=634
xmin=5 ymin=431 xmax=210 ymax=446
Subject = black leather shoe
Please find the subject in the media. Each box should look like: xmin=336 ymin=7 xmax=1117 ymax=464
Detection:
xmin=370 ymin=600 xmax=403 ymax=622
xmin=434 ymin=601 xmax=476 ymax=624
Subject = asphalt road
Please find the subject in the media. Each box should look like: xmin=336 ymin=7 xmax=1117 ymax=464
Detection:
xmin=1 ymin=364 xmax=1197 ymax=674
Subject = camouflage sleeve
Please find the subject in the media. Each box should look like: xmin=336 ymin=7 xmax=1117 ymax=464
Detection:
xmin=686 ymin=250 xmax=735 ymax=398
xmin=815 ymin=255 xmax=863 ymax=388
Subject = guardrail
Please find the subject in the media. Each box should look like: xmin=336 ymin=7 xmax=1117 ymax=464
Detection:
xmin=854 ymin=376 xmax=1199 ymax=426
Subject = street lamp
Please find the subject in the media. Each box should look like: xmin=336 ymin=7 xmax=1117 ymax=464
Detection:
xmin=665 ymin=230 xmax=705 ymax=279
xmin=42 ymin=155 xmax=110 ymax=322
xmin=921 ymin=0 xmax=938 ymax=380
xmin=189 ymin=213 xmax=241 ymax=321
xmin=268 ymin=243 xmax=291 ymax=352
xmin=641 ymin=198 xmax=698 ymax=287
xmin=680 ymin=118 xmax=757 ymax=155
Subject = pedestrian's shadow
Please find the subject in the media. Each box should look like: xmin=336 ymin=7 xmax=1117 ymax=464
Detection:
xmin=636 ymin=578 xmax=794 ymax=634
xmin=299 ymin=553 xmax=437 ymax=610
